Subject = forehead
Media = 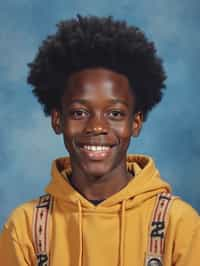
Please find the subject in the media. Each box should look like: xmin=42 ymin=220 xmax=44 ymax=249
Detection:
xmin=63 ymin=68 xmax=134 ymax=103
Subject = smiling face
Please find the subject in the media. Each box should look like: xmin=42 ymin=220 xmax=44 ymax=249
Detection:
xmin=51 ymin=68 xmax=143 ymax=179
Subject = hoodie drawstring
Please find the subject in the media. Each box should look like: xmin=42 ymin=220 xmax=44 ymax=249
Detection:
xmin=120 ymin=200 xmax=126 ymax=266
xmin=78 ymin=200 xmax=83 ymax=266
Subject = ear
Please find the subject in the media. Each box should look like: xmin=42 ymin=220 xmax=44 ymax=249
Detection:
xmin=51 ymin=109 xmax=63 ymax=135
xmin=132 ymin=111 xmax=143 ymax=137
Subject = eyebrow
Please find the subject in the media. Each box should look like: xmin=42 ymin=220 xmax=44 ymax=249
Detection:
xmin=108 ymin=99 xmax=129 ymax=107
xmin=69 ymin=98 xmax=129 ymax=107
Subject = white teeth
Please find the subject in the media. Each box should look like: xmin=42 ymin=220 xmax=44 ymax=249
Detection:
xmin=83 ymin=145 xmax=110 ymax=151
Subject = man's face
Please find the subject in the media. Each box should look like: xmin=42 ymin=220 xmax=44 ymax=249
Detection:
xmin=52 ymin=68 xmax=143 ymax=178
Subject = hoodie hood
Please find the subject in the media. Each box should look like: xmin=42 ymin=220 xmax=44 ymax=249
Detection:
xmin=45 ymin=154 xmax=171 ymax=209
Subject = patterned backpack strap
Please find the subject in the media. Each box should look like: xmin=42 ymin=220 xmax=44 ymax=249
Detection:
xmin=32 ymin=194 xmax=54 ymax=266
xmin=145 ymin=192 xmax=176 ymax=266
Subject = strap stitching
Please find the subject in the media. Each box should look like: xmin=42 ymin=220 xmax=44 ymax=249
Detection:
xmin=32 ymin=194 xmax=53 ymax=266
xmin=146 ymin=192 xmax=176 ymax=266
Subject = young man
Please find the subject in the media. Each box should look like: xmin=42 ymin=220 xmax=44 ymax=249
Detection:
xmin=0 ymin=15 xmax=199 ymax=266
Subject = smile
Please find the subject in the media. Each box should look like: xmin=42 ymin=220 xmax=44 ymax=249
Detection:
xmin=79 ymin=144 xmax=115 ymax=160
xmin=83 ymin=145 xmax=110 ymax=151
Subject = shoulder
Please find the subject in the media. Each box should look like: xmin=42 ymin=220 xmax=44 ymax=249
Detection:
xmin=3 ymin=198 xmax=38 ymax=243
xmin=0 ymin=199 xmax=41 ymax=264
xmin=5 ymin=199 xmax=38 ymax=226
xmin=165 ymin=197 xmax=200 ymax=264
xmin=170 ymin=197 xmax=199 ymax=222
xmin=168 ymin=196 xmax=199 ymax=237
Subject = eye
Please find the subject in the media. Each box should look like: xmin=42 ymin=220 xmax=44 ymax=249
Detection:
xmin=108 ymin=110 xmax=126 ymax=120
xmin=70 ymin=109 xmax=89 ymax=120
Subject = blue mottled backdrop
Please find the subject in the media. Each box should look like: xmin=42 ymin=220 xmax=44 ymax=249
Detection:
xmin=0 ymin=0 xmax=200 ymax=228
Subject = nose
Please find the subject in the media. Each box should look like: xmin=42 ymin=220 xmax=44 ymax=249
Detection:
xmin=84 ymin=114 xmax=108 ymax=135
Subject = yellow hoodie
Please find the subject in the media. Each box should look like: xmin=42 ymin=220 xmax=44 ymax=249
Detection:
xmin=0 ymin=154 xmax=199 ymax=266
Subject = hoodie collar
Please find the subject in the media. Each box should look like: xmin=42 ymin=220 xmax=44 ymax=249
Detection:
xmin=45 ymin=154 xmax=171 ymax=209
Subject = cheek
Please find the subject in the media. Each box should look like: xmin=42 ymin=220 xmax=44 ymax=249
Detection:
xmin=62 ymin=120 xmax=85 ymax=149
xmin=111 ymin=120 xmax=133 ymax=140
xmin=63 ymin=119 xmax=85 ymax=136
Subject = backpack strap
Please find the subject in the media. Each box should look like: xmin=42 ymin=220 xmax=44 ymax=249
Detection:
xmin=32 ymin=194 xmax=54 ymax=266
xmin=145 ymin=192 xmax=176 ymax=266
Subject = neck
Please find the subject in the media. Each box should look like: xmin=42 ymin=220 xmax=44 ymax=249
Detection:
xmin=69 ymin=163 xmax=133 ymax=201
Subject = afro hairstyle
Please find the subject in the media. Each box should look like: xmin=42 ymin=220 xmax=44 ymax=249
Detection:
xmin=27 ymin=15 xmax=166 ymax=121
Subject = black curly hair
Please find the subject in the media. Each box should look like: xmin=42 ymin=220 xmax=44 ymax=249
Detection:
xmin=27 ymin=15 xmax=166 ymax=121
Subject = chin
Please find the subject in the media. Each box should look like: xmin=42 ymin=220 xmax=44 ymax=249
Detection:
xmin=82 ymin=163 xmax=113 ymax=179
